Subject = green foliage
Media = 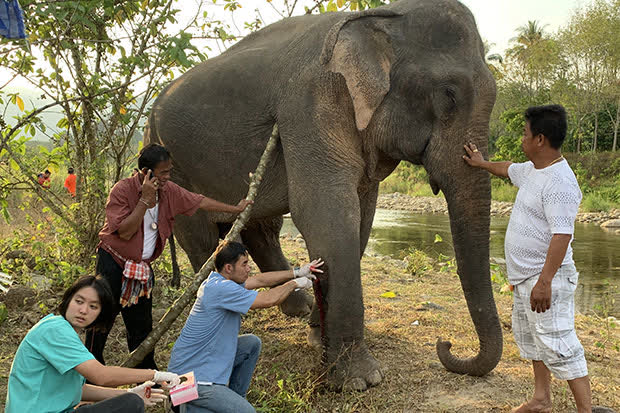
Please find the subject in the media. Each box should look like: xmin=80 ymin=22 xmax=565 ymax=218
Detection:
xmin=490 ymin=262 xmax=511 ymax=294
xmin=0 ymin=303 xmax=7 ymax=327
xmin=491 ymin=177 xmax=518 ymax=202
xmin=379 ymin=163 xmax=435 ymax=197
xmin=566 ymin=153 xmax=620 ymax=210
xmin=593 ymin=283 xmax=620 ymax=354
xmin=317 ymin=0 xmax=387 ymax=13
xmin=0 ymin=0 xmax=217 ymax=258
xmin=489 ymin=0 xmax=620 ymax=154
xmin=436 ymin=253 xmax=457 ymax=274
xmin=403 ymin=248 xmax=431 ymax=276
xmin=0 ymin=213 xmax=89 ymax=288
xmin=581 ymin=193 xmax=613 ymax=212
xmin=249 ymin=371 xmax=312 ymax=412
xmin=491 ymin=108 xmax=528 ymax=163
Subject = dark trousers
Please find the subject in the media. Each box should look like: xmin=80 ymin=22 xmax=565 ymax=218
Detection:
xmin=85 ymin=248 xmax=157 ymax=370
xmin=74 ymin=392 xmax=144 ymax=412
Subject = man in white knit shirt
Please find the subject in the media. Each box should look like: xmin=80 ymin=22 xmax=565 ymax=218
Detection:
xmin=463 ymin=105 xmax=591 ymax=413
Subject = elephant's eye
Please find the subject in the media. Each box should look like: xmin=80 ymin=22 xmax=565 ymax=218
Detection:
xmin=432 ymin=85 xmax=458 ymax=122
xmin=445 ymin=88 xmax=457 ymax=108
xmin=434 ymin=87 xmax=457 ymax=120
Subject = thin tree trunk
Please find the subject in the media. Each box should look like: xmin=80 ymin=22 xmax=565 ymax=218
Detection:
xmin=169 ymin=234 xmax=181 ymax=288
xmin=575 ymin=119 xmax=582 ymax=154
xmin=593 ymin=111 xmax=598 ymax=153
xmin=612 ymin=100 xmax=619 ymax=152
xmin=121 ymin=124 xmax=280 ymax=367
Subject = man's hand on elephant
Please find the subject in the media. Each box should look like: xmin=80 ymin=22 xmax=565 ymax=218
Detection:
xmin=462 ymin=142 xmax=485 ymax=168
xmin=294 ymin=258 xmax=324 ymax=280
xmin=293 ymin=277 xmax=313 ymax=289
xmin=235 ymin=199 xmax=253 ymax=213
xmin=530 ymin=280 xmax=552 ymax=313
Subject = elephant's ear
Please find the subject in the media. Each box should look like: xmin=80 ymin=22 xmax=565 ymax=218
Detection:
xmin=321 ymin=9 xmax=402 ymax=131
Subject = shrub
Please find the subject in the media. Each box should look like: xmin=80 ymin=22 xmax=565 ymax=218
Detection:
xmin=581 ymin=193 xmax=613 ymax=212
xmin=380 ymin=163 xmax=435 ymax=197
xmin=403 ymin=248 xmax=432 ymax=276
xmin=491 ymin=177 xmax=518 ymax=202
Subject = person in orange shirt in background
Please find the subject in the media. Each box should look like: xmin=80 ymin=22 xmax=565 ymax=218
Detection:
xmin=37 ymin=169 xmax=51 ymax=189
xmin=64 ymin=167 xmax=77 ymax=197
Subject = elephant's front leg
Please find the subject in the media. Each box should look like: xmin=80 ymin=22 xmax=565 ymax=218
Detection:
xmin=291 ymin=185 xmax=382 ymax=391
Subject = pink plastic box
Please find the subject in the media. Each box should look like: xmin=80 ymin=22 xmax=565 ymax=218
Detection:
xmin=169 ymin=371 xmax=199 ymax=406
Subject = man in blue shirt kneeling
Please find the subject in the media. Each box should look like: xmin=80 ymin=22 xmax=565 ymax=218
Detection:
xmin=168 ymin=241 xmax=323 ymax=413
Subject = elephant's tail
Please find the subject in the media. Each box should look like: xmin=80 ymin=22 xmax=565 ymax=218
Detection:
xmin=142 ymin=115 xmax=162 ymax=146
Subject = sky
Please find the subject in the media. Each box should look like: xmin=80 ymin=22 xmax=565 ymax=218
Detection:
xmin=1 ymin=0 xmax=597 ymax=140
xmin=457 ymin=0 xmax=594 ymax=54
xmin=4 ymin=0 xmax=596 ymax=86
xmin=192 ymin=0 xmax=596 ymax=56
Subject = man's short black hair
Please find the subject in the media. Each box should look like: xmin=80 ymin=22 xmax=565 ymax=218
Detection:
xmin=67 ymin=167 xmax=74 ymax=174
xmin=57 ymin=275 xmax=114 ymax=332
xmin=44 ymin=169 xmax=51 ymax=175
xmin=524 ymin=104 xmax=567 ymax=149
xmin=138 ymin=143 xmax=171 ymax=171
xmin=214 ymin=241 xmax=248 ymax=273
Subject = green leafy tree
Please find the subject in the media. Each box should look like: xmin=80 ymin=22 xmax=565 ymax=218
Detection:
xmin=0 ymin=0 xmax=210 ymax=262
xmin=504 ymin=20 xmax=562 ymax=102
xmin=491 ymin=108 xmax=528 ymax=163
xmin=557 ymin=0 xmax=620 ymax=152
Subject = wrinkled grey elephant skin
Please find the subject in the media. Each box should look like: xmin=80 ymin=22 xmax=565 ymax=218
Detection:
xmin=147 ymin=0 xmax=502 ymax=390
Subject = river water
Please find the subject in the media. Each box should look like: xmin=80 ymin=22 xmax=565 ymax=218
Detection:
xmin=282 ymin=209 xmax=620 ymax=317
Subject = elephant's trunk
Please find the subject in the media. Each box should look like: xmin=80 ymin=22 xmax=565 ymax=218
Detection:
xmin=436 ymin=173 xmax=503 ymax=376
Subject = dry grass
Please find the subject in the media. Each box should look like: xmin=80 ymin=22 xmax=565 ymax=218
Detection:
xmin=1 ymin=238 xmax=619 ymax=412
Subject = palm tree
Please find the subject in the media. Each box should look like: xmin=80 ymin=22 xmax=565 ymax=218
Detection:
xmin=483 ymin=40 xmax=504 ymax=80
xmin=507 ymin=20 xmax=547 ymax=63
xmin=506 ymin=20 xmax=552 ymax=100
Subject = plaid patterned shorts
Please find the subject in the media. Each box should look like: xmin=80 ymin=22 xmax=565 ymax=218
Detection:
xmin=512 ymin=263 xmax=588 ymax=380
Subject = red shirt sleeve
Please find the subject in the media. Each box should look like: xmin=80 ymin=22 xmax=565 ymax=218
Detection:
xmin=105 ymin=181 xmax=133 ymax=233
xmin=167 ymin=182 xmax=205 ymax=217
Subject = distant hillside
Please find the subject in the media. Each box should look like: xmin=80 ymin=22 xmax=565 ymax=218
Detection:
xmin=3 ymin=87 xmax=63 ymax=142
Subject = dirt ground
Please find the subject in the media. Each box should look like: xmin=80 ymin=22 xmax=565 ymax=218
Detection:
xmin=1 ymin=238 xmax=619 ymax=412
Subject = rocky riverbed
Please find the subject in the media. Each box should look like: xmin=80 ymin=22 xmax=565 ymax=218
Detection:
xmin=377 ymin=192 xmax=620 ymax=230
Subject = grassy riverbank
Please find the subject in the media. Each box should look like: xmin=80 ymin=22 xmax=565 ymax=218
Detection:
xmin=1 ymin=238 xmax=618 ymax=412
xmin=380 ymin=153 xmax=620 ymax=212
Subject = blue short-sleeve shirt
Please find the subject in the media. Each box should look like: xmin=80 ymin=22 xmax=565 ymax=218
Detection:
xmin=168 ymin=272 xmax=258 ymax=384
xmin=5 ymin=314 xmax=94 ymax=413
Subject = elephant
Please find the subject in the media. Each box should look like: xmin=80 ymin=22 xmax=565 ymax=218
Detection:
xmin=146 ymin=0 xmax=502 ymax=390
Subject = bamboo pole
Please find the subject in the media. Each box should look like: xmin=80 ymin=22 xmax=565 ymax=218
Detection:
xmin=122 ymin=124 xmax=280 ymax=367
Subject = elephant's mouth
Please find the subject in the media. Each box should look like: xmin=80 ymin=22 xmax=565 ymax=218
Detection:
xmin=420 ymin=137 xmax=440 ymax=195
xmin=428 ymin=176 xmax=440 ymax=195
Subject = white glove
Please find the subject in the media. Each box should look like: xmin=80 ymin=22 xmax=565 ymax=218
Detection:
xmin=153 ymin=370 xmax=181 ymax=387
xmin=293 ymin=258 xmax=324 ymax=280
xmin=128 ymin=381 xmax=166 ymax=406
xmin=293 ymin=277 xmax=313 ymax=289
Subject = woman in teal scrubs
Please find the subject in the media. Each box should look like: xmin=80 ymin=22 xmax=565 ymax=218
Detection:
xmin=5 ymin=275 xmax=180 ymax=412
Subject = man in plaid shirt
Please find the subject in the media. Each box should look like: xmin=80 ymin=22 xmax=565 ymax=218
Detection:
xmin=86 ymin=143 xmax=251 ymax=370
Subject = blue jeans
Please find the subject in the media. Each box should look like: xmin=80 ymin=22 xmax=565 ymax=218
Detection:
xmin=182 ymin=334 xmax=261 ymax=413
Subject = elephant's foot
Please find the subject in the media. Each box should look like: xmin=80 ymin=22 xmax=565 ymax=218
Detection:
xmin=278 ymin=289 xmax=313 ymax=317
xmin=307 ymin=325 xmax=322 ymax=350
xmin=326 ymin=342 xmax=383 ymax=391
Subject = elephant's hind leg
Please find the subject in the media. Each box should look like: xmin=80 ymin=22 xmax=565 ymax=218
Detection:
xmin=241 ymin=216 xmax=313 ymax=317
